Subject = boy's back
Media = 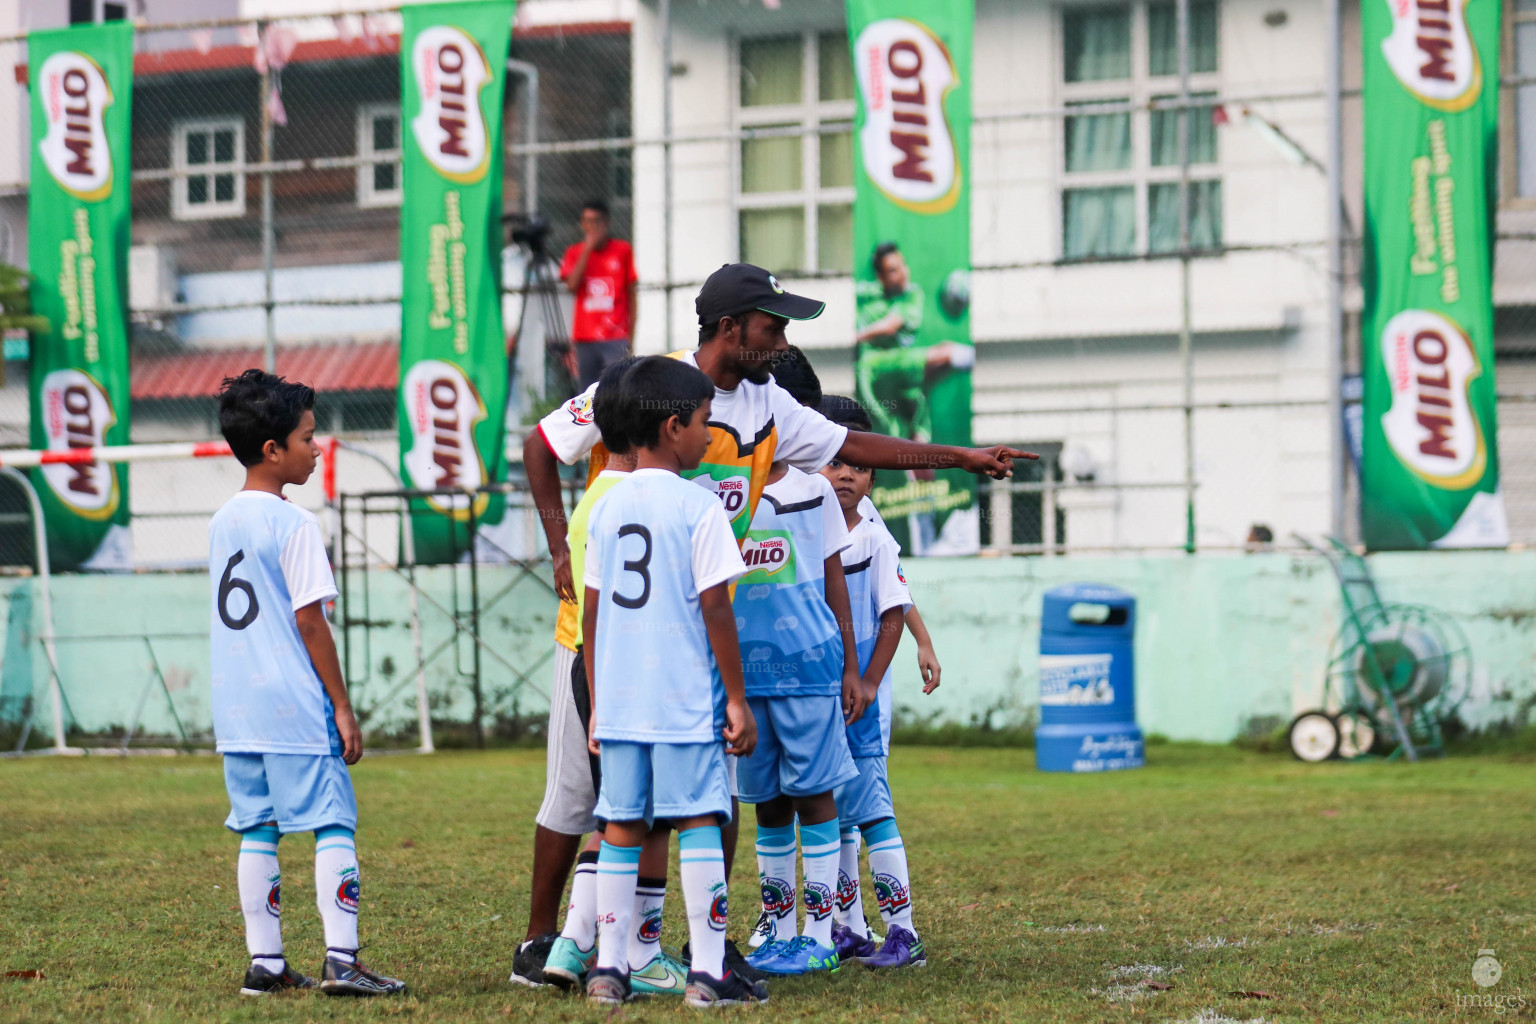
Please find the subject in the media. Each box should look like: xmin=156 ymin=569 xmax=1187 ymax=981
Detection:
xmin=208 ymin=490 xmax=338 ymax=754
xmin=585 ymin=467 xmax=745 ymax=743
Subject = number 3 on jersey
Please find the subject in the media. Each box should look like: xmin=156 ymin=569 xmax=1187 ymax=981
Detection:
xmin=218 ymin=550 xmax=260 ymax=630
xmin=612 ymin=524 xmax=652 ymax=609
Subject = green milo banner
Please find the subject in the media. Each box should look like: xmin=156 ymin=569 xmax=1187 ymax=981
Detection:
xmin=27 ymin=21 xmax=133 ymax=570
xmin=1361 ymin=0 xmax=1505 ymax=548
xmin=399 ymin=1 xmax=514 ymax=564
xmin=847 ymin=0 xmax=976 ymax=555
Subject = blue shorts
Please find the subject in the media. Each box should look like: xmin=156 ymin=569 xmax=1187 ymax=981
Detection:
xmin=833 ymin=755 xmax=893 ymax=828
xmin=595 ymin=740 xmax=732 ymax=828
xmin=223 ymin=753 xmax=358 ymax=834
xmin=738 ymin=696 xmax=858 ymax=803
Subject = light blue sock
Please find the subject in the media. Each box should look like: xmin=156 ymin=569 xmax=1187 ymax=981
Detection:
xmin=799 ymin=818 xmax=841 ymax=946
xmin=238 ymin=824 xmax=283 ymax=970
xmin=754 ymin=822 xmax=797 ymax=939
xmin=863 ymin=818 xmax=915 ymax=937
xmin=679 ymin=826 xmax=727 ymax=978
xmin=596 ymin=842 xmax=641 ymax=972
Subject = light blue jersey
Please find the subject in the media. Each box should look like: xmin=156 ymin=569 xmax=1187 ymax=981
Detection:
xmin=584 ymin=468 xmax=747 ymax=744
xmin=841 ymin=508 xmax=912 ymax=758
xmin=208 ymin=491 xmax=339 ymax=755
xmin=734 ymin=467 xmax=851 ymax=698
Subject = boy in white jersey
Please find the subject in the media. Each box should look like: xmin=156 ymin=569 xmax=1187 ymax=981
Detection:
xmin=541 ymin=358 xmax=689 ymax=997
xmin=581 ymin=357 xmax=765 ymax=1008
xmin=819 ymin=396 xmax=928 ymax=970
xmin=734 ymin=348 xmax=861 ymax=976
xmin=208 ymin=370 xmax=404 ymax=997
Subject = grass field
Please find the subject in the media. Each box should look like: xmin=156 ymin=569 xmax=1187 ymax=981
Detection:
xmin=3 ymin=743 xmax=1533 ymax=1023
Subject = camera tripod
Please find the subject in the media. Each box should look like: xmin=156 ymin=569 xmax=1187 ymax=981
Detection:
xmin=502 ymin=212 xmax=577 ymax=405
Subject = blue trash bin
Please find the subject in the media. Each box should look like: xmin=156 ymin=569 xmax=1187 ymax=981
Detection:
xmin=1035 ymin=583 xmax=1144 ymax=772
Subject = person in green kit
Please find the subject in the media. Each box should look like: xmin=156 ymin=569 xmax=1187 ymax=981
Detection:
xmin=854 ymin=242 xmax=971 ymax=445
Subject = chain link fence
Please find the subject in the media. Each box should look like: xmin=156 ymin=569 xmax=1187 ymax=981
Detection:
xmin=0 ymin=4 xmax=1533 ymax=571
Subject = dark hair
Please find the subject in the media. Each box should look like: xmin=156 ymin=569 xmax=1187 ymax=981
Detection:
xmin=618 ymin=356 xmax=714 ymax=449
xmin=582 ymin=199 xmax=611 ymax=220
xmin=592 ymin=356 xmax=639 ymax=455
xmin=697 ymin=309 xmax=757 ymax=346
xmin=771 ymin=345 xmax=822 ymax=408
xmin=872 ymin=241 xmax=901 ymax=275
xmin=819 ymin=394 xmax=872 ymax=433
xmin=218 ymin=369 xmax=316 ymax=467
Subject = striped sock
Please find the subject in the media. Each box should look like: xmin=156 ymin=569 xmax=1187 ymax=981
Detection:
xmin=628 ymin=876 xmax=667 ymax=970
xmin=314 ymin=826 xmax=359 ymax=961
xmin=561 ymin=850 xmax=599 ymax=949
xmin=237 ymin=824 xmax=284 ymax=972
xmin=679 ymin=826 xmax=727 ymax=979
xmin=595 ymin=842 xmax=640 ymax=972
xmin=798 ymin=818 xmax=841 ymax=947
xmin=754 ymin=822 xmax=796 ymax=942
xmin=863 ymin=817 xmax=915 ymax=938
xmin=834 ymin=827 xmax=869 ymax=936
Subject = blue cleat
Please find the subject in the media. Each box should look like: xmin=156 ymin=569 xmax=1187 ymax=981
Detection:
xmin=752 ymin=935 xmax=839 ymax=976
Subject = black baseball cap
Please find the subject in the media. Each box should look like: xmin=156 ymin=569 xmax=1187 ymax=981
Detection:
xmin=696 ymin=263 xmax=826 ymax=324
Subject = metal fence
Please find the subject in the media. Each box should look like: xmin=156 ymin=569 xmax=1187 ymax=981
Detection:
xmin=0 ymin=4 xmax=1534 ymax=569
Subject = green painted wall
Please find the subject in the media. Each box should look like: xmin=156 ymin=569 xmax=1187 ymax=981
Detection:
xmin=2 ymin=551 xmax=1531 ymax=744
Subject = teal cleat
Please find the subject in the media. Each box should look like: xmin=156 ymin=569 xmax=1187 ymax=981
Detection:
xmin=752 ymin=936 xmax=839 ymax=976
xmin=629 ymin=949 xmax=689 ymax=997
xmin=541 ymin=936 xmax=596 ymax=990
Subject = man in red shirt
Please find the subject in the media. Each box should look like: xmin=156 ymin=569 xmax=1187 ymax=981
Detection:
xmin=559 ymin=200 xmax=638 ymax=389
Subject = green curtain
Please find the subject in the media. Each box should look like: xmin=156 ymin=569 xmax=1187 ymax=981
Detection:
xmin=1150 ymin=92 xmax=1216 ymax=166
xmin=1148 ymin=180 xmax=1222 ymax=253
xmin=741 ymin=207 xmax=804 ymax=270
xmin=1063 ymin=186 xmax=1135 ymax=259
xmin=742 ymin=129 xmax=802 ymax=193
xmin=818 ymin=31 xmax=853 ymax=101
xmin=820 ymin=128 xmax=854 ymax=187
xmin=1148 ymin=0 xmax=1217 ymax=75
xmin=1066 ymin=100 xmax=1132 ymax=172
xmin=817 ymin=203 xmax=852 ymax=270
xmin=741 ymin=35 xmax=802 ymax=106
xmin=1064 ymin=6 xmax=1131 ymax=82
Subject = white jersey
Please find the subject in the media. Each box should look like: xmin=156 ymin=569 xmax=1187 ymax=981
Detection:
xmin=208 ymin=491 xmax=339 ymax=755
xmin=841 ymin=506 xmax=912 ymax=757
xmin=584 ymin=468 xmax=748 ymax=743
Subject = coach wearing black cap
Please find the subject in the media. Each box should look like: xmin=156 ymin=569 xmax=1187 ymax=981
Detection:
xmin=509 ymin=263 xmax=1034 ymax=988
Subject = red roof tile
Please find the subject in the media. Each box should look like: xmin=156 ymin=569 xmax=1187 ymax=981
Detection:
xmin=132 ymin=341 xmax=398 ymax=402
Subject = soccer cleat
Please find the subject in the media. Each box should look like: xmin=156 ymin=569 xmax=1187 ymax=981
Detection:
xmin=682 ymin=939 xmax=768 ymax=985
xmin=683 ymin=969 xmax=769 ymax=1008
xmin=746 ymin=909 xmax=779 ymax=950
xmin=745 ymin=938 xmax=792 ymax=973
xmin=831 ymin=923 xmax=879 ymax=962
xmin=751 ymin=935 xmax=839 ymax=976
xmin=861 ymin=924 xmax=926 ymax=969
xmin=541 ymin=936 xmax=597 ymax=991
xmin=585 ymin=966 xmax=632 ymax=1005
xmin=509 ymin=933 xmax=557 ymax=988
xmin=319 ymin=953 xmax=407 ymax=996
xmin=628 ymin=949 xmax=689 ymax=997
xmin=239 ymin=958 xmax=315 ymax=996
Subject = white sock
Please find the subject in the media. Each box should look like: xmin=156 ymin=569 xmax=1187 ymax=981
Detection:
xmin=679 ymin=826 xmax=727 ymax=979
xmin=835 ymin=827 xmax=869 ymax=935
xmin=561 ymin=851 xmax=598 ymax=949
xmin=238 ymin=825 xmax=284 ymax=971
xmin=753 ymin=822 xmax=796 ymax=941
xmin=799 ymin=818 xmax=841 ymax=947
xmin=314 ymin=826 xmax=359 ymax=962
xmin=629 ymin=876 xmax=667 ymax=970
xmin=595 ymin=842 xmax=639 ymax=972
xmin=864 ymin=818 xmax=916 ymax=937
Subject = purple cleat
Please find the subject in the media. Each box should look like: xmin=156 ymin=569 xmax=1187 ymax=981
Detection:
xmin=831 ymin=924 xmax=879 ymax=962
xmin=861 ymin=924 xmax=927 ymax=969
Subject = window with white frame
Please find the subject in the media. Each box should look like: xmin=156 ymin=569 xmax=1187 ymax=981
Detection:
xmin=356 ymin=103 xmax=402 ymax=208
xmin=735 ymin=31 xmax=855 ymax=274
xmin=172 ymin=118 xmax=245 ymax=220
xmin=1505 ymin=0 xmax=1536 ymax=202
xmin=1059 ymin=1 xmax=1221 ymax=260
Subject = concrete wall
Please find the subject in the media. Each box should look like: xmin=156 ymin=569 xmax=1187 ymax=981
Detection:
xmin=3 ymin=550 xmax=1531 ymax=744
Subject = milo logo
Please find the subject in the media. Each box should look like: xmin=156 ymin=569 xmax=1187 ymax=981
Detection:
xmin=37 ymin=50 xmax=113 ymax=201
xmin=1380 ymin=0 xmax=1481 ymax=111
xmin=739 ymin=530 xmax=796 ymax=584
xmin=402 ymin=359 xmax=491 ymax=516
xmin=686 ymin=466 xmax=752 ymax=530
xmin=410 ymin=25 xmax=493 ymax=183
xmin=39 ymin=368 xmax=119 ymax=518
xmin=854 ymin=18 xmax=962 ymax=213
xmin=1379 ymin=309 xmax=1486 ymax=488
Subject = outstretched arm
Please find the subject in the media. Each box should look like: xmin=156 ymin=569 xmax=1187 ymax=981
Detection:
xmin=836 ymin=430 xmax=1037 ymax=480
xmin=523 ymin=430 xmax=574 ymax=601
